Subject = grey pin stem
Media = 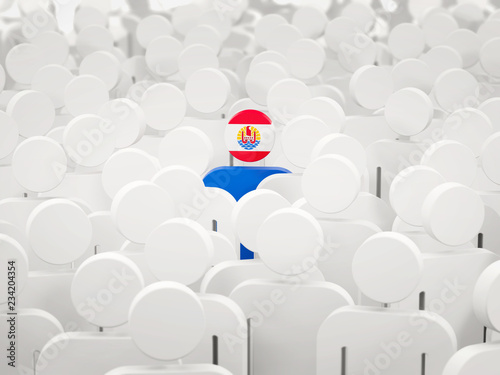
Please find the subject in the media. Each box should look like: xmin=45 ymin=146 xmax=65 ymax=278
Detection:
xmin=421 ymin=353 xmax=426 ymax=375
xmin=341 ymin=347 xmax=347 ymax=375
xmin=376 ymin=167 xmax=382 ymax=199
xmin=212 ymin=335 xmax=219 ymax=365
xmin=33 ymin=350 xmax=40 ymax=375
xmin=419 ymin=291 xmax=425 ymax=311
xmin=478 ymin=233 xmax=484 ymax=248
xmin=229 ymin=153 xmax=234 ymax=167
xmin=95 ymin=245 xmax=104 ymax=332
xmin=212 ymin=220 xmax=218 ymax=232
xmin=247 ymin=318 xmax=253 ymax=375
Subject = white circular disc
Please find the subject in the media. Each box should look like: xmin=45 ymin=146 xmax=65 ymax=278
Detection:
xmin=0 ymin=234 xmax=28 ymax=304
xmin=71 ymin=253 xmax=145 ymax=327
xmin=302 ymin=155 xmax=361 ymax=213
xmin=480 ymin=37 xmax=500 ymax=78
xmin=443 ymin=28 xmax=480 ymax=68
xmin=88 ymin=211 xmax=127 ymax=253
xmin=337 ymin=33 xmax=377 ymax=72
xmin=422 ymin=182 xmax=485 ymax=246
xmin=79 ymin=51 xmax=121 ymax=90
xmin=282 ymin=115 xmax=331 ymax=168
xmin=74 ymin=6 xmax=107 ymax=32
xmin=385 ymin=88 xmax=433 ymax=136
xmin=481 ymin=133 xmax=500 ymax=185
xmin=292 ymin=6 xmax=327 ymax=39
xmin=158 ymin=126 xmax=213 ymax=175
xmin=391 ymin=58 xmax=433 ymax=93
xmin=353 ymin=232 xmax=423 ymax=304
xmin=27 ymin=199 xmax=92 ymax=265
xmin=311 ymin=133 xmax=366 ymax=175
xmin=389 ymin=166 xmax=446 ymax=226
xmin=32 ymin=31 xmax=69 ymax=66
xmin=434 ymin=68 xmax=478 ymax=112
xmin=31 ymin=64 xmax=73 ymax=109
xmin=388 ymin=23 xmax=425 ymax=60
xmin=63 ymin=114 xmax=116 ymax=167
xmin=178 ymin=44 xmax=219 ymax=80
xmin=477 ymin=20 xmax=500 ymax=44
xmin=421 ymin=140 xmax=477 ymax=186
xmin=287 ymin=39 xmax=325 ymax=80
xmin=257 ymin=208 xmax=323 ymax=276
xmin=267 ymin=78 xmax=311 ymax=123
xmin=111 ymin=181 xmax=175 ymax=244
xmin=245 ymin=62 xmax=289 ymax=106
xmin=0 ymin=111 xmax=19 ymax=159
xmin=145 ymin=218 xmax=213 ymax=285
xmin=324 ymin=16 xmax=357 ymax=52
xmin=64 ymin=75 xmax=110 ymax=117
xmin=136 ymin=15 xmax=173 ymax=49
xmin=171 ymin=4 xmax=203 ymax=36
xmin=140 ymin=83 xmax=186 ymax=131
xmin=443 ymin=108 xmax=493 ymax=156
xmin=12 ymin=136 xmax=67 ymax=193
xmin=232 ymin=189 xmax=290 ymax=252
xmin=350 ymin=65 xmax=394 ymax=110
xmin=266 ymin=24 xmax=302 ymax=56
xmin=341 ymin=1 xmax=376 ymax=30
xmin=129 ymin=282 xmax=205 ymax=360
xmin=479 ymin=98 xmax=500 ymax=132
xmin=184 ymin=24 xmax=222 ymax=54
xmin=98 ymin=98 xmax=146 ymax=149
xmin=298 ymin=97 xmax=345 ymax=133
xmin=102 ymin=149 xmax=160 ymax=199
xmin=210 ymin=232 xmax=237 ymax=265
xmin=255 ymin=14 xmax=288 ymax=48
xmin=7 ymin=90 xmax=55 ymax=137
xmin=473 ymin=261 xmax=500 ymax=332
xmin=5 ymin=43 xmax=43 ymax=84
xmin=152 ymin=166 xmax=205 ymax=218
xmin=250 ymin=51 xmax=289 ymax=73
xmin=185 ymin=68 xmax=230 ymax=113
xmin=420 ymin=46 xmax=463 ymax=80
xmin=0 ymin=64 xmax=5 ymax=92
xmin=145 ymin=35 xmax=182 ymax=77
xmin=421 ymin=12 xmax=458 ymax=48
xmin=76 ymin=25 xmax=114 ymax=57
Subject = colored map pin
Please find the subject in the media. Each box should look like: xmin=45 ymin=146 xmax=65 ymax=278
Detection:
xmin=224 ymin=109 xmax=275 ymax=163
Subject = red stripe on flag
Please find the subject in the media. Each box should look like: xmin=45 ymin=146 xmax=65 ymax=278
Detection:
xmin=228 ymin=109 xmax=272 ymax=125
xmin=229 ymin=150 xmax=271 ymax=162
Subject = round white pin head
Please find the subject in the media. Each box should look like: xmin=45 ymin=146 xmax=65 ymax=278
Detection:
xmin=27 ymin=199 xmax=93 ymax=265
xmin=12 ymin=136 xmax=67 ymax=193
xmin=232 ymin=189 xmax=290 ymax=253
xmin=129 ymin=282 xmax=205 ymax=360
xmin=111 ymin=181 xmax=175 ymax=244
xmin=353 ymin=232 xmax=423 ymax=304
xmin=422 ymin=182 xmax=485 ymax=246
xmin=473 ymin=261 xmax=500 ymax=332
xmin=0 ymin=234 xmax=29 ymax=304
xmin=421 ymin=140 xmax=477 ymax=187
xmin=145 ymin=218 xmax=213 ymax=285
xmin=257 ymin=207 xmax=324 ymax=276
xmin=390 ymin=166 xmax=445 ymax=227
xmin=71 ymin=253 xmax=145 ymax=327
xmin=302 ymin=155 xmax=361 ymax=214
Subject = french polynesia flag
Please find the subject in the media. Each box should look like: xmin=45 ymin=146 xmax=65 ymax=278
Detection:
xmin=225 ymin=109 xmax=275 ymax=163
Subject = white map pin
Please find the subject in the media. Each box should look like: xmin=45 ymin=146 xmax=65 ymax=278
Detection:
xmin=27 ymin=198 xmax=93 ymax=265
xmin=353 ymin=232 xmax=423 ymax=304
xmin=71 ymin=253 xmax=145 ymax=327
